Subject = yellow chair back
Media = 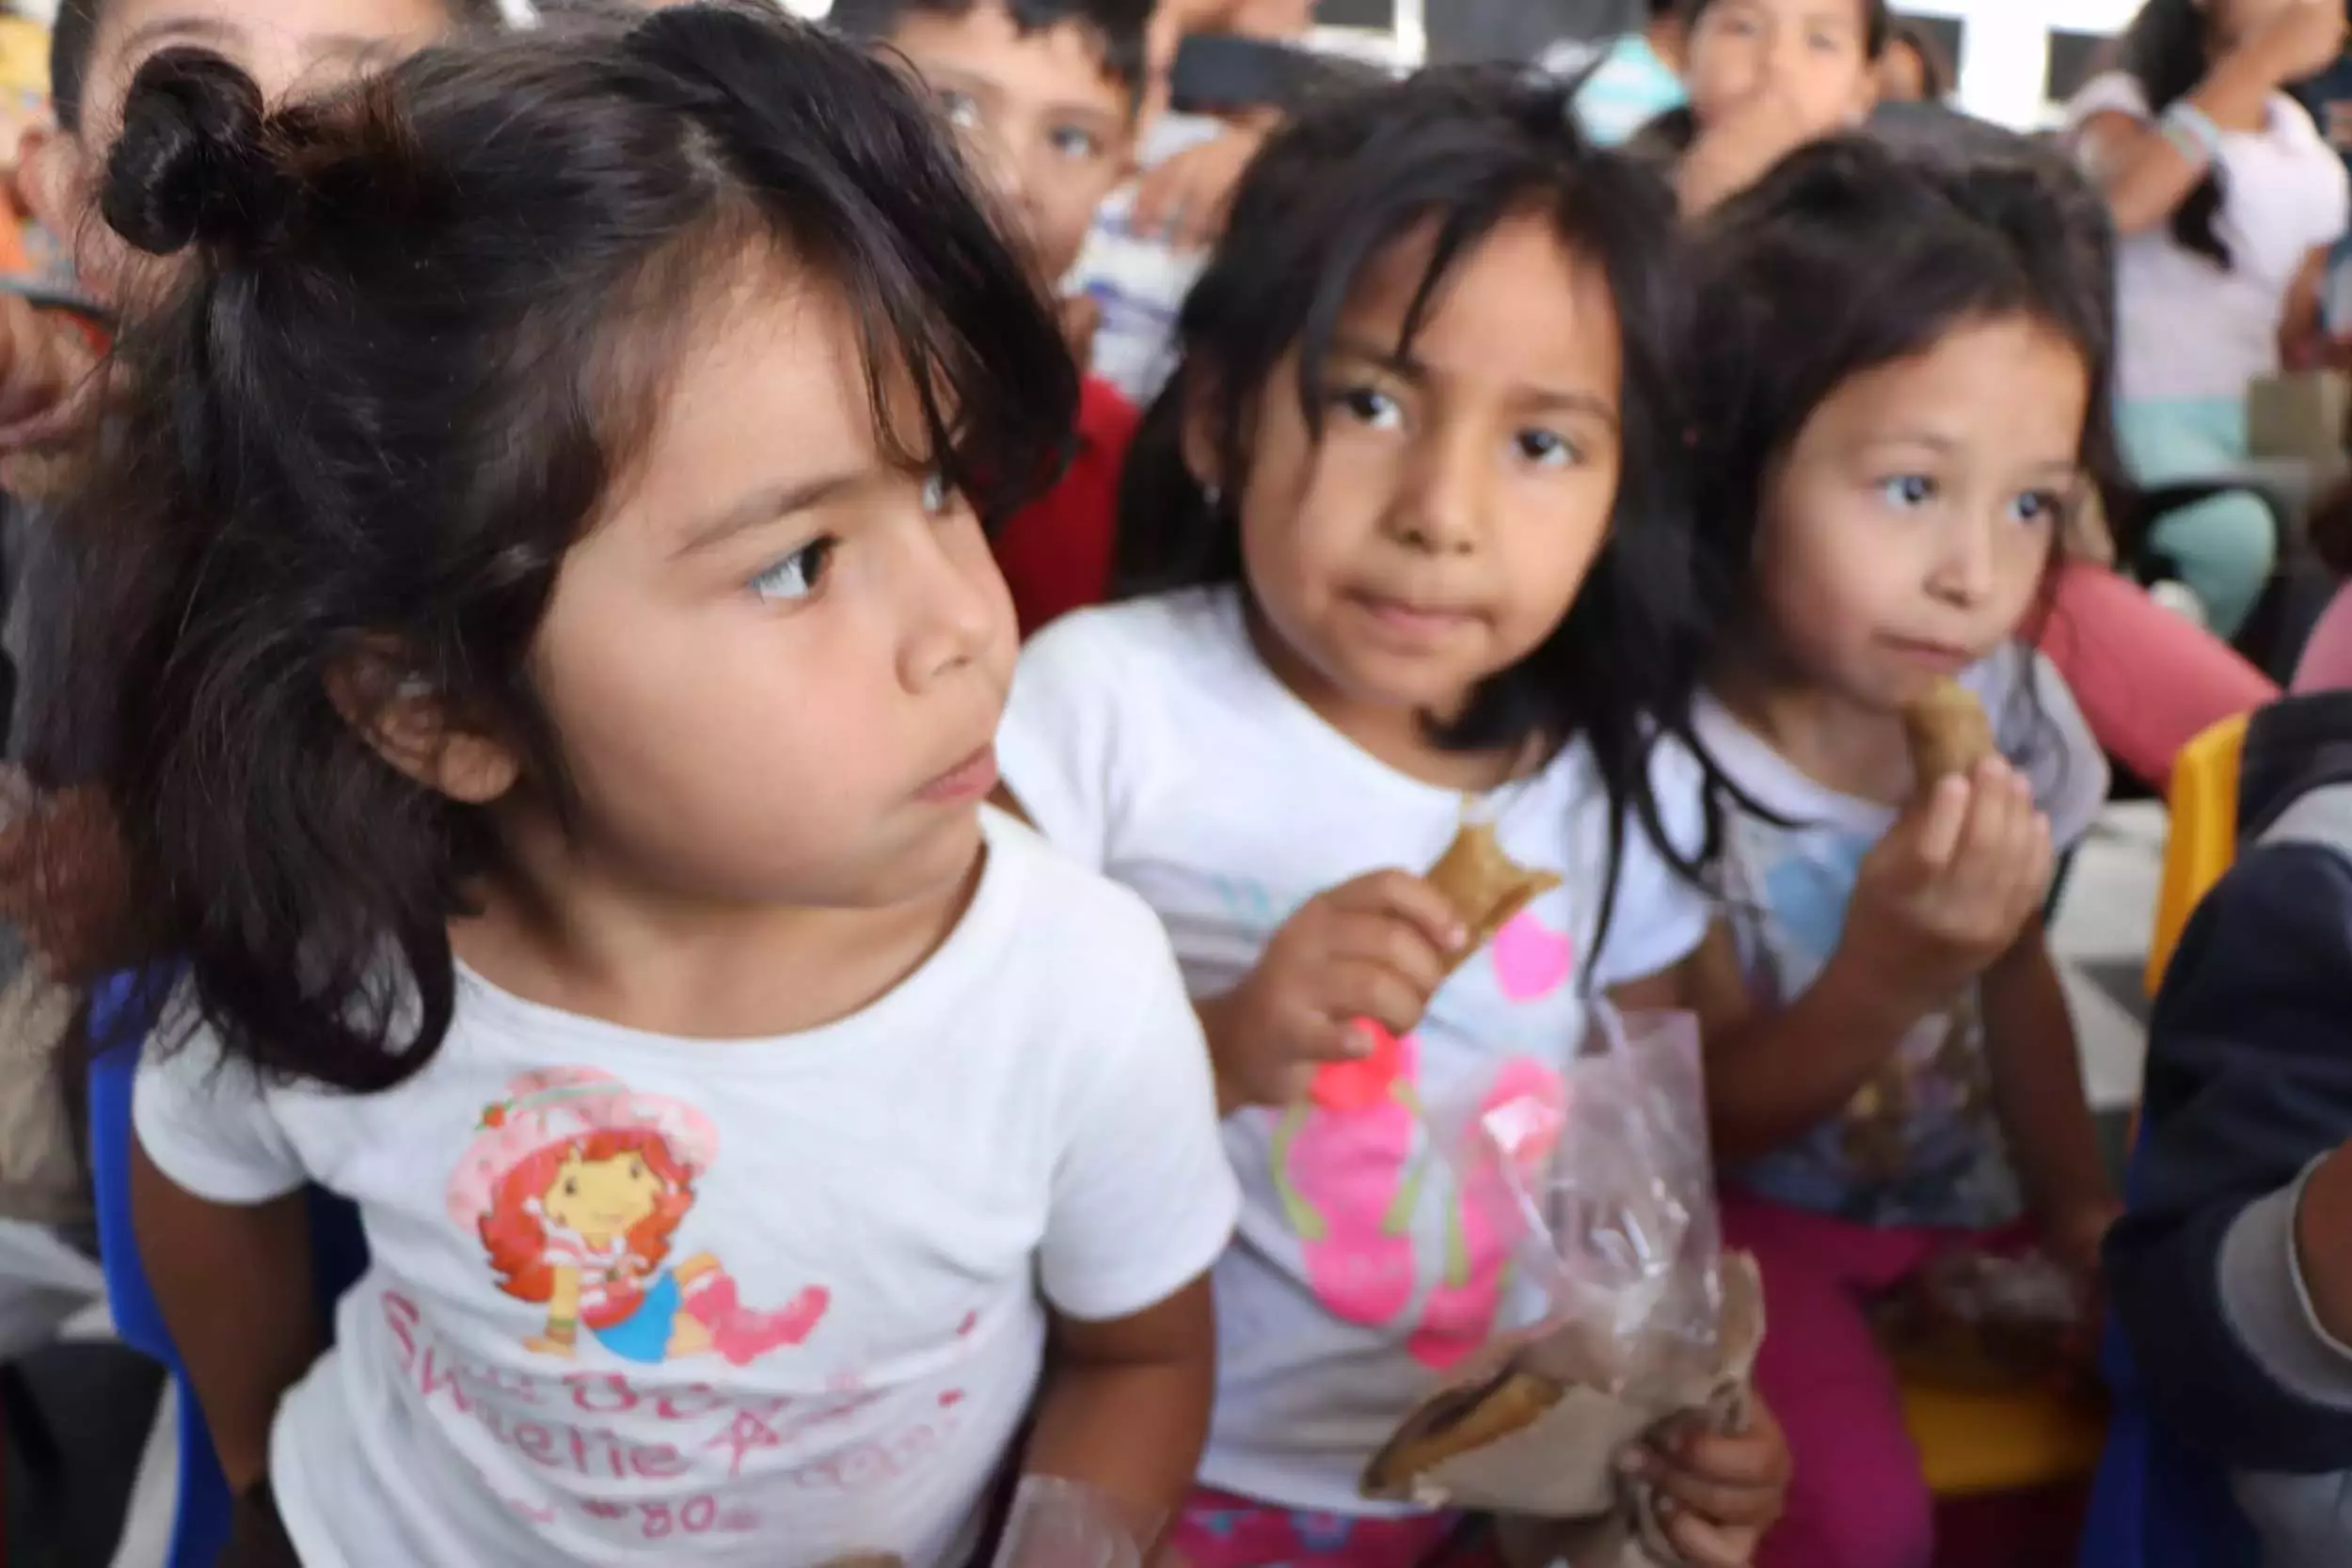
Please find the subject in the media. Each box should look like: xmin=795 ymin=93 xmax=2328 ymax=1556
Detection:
xmin=2145 ymin=713 xmax=2250 ymax=996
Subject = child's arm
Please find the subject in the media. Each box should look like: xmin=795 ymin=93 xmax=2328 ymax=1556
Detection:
xmin=528 ymin=1264 xmax=583 ymax=1358
xmin=2108 ymin=839 xmax=2352 ymax=1473
xmin=131 ymin=1138 xmax=322 ymax=1495
xmin=1680 ymin=766 xmax=2053 ymax=1164
xmin=1027 ymin=898 xmax=1240 ymax=1556
xmin=1979 ymin=921 xmax=2117 ymax=1273
xmin=1659 ymin=922 xmax=1926 ymax=1164
xmin=1021 ymin=1278 xmax=1216 ymax=1551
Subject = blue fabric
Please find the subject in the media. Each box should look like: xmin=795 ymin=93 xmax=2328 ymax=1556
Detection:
xmin=2077 ymin=1145 xmax=2261 ymax=1568
xmin=88 ymin=970 xmax=368 ymax=1568
xmin=593 ymin=1271 xmax=682 ymax=1364
xmin=1548 ymin=33 xmax=1686 ymax=149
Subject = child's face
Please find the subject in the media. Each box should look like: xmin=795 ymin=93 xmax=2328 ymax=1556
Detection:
xmin=1221 ymin=212 xmax=1625 ymax=725
xmin=1754 ymin=315 xmax=2088 ymax=712
xmin=1877 ymin=39 xmax=1928 ymax=103
xmin=887 ymin=2 xmax=1136 ymax=285
xmin=520 ymin=257 xmax=1017 ymax=914
xmin=1685 ymin=0 xmax=1877 ymax=139
xmin=25 ymin=0 xmax=455 ymax=302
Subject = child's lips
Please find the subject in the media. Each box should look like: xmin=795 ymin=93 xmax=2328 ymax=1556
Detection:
xmin=1348 ymin=590 xmax=1481 ymax=644
xmin=916 ymin=744 xmax=998 ymax=804
xmin=1882 ymin=635 xmax=1976 ymax=675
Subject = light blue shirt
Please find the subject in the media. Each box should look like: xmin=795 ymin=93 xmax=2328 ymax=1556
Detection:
xmin=1542 ymin=32 xmax=1686 ymax=149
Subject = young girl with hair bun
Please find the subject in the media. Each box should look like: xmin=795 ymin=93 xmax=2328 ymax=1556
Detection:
xmin=21 ymin=8 xmax=1236 ymax=1564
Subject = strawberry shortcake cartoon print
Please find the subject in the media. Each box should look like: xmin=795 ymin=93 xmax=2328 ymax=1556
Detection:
xmin=446 ymin=1068 xmax=828 ymax=1366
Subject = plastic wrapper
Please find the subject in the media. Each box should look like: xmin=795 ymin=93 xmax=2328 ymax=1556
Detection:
xmin=1359 ymin=1006 xmax=1764 ymax=1567
xmin=989 ymin=1476 xmax=1157 ymax=1568
xmin=1871 ymin=1246 xmax=2081 ymax=1392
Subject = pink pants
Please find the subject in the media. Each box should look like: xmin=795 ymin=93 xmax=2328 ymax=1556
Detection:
xmin=1165 ymin=1488 xmax=1496 ymax=1568
xmin=1722 ymin=1192 xmax=1995 ymax=1568
xmin=2035 ymin=562 xmax=2276 ymax=787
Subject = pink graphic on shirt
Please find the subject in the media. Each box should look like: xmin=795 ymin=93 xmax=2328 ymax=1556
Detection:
xmin=1271 ymin=1035 xmax=1429 ymax=1328
xmin=1406 ymin=1056 xmax=1565 ymax=1368
xmin=445 ymin=1068 xmax=830 ymax=1366
xmin=1491 ymin=908 xmax=1575 ymax=1003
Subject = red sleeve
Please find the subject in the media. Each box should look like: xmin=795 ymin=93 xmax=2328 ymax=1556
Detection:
xmin=993 ymin=377 xmax=1138 ymax=639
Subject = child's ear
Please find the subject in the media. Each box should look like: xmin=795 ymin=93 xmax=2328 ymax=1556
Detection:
xmin=15 ymin=126 xmax=80 ymax=243
xmin=326 ymin=654 xmax=521 ymax=806
xmin=1180 ymin=367 xmax=1225 ymax=496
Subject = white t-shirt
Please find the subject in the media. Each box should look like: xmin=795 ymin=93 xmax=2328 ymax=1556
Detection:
xmin=1693 ymin=644 xmax=2108 ymax=1229
xmin=134 ymin=812 xmax=1238 ymax=1568
xmin=2069 ymin=71 xmax=2352 ymax=405
xmin=997 ymin=589 xmax=1714 ymax=1513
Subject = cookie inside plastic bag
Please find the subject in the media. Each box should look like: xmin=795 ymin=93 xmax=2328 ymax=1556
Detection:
xmin=1360 ymin=1006 xmax=1758 ymax=1564
xmin=1872 ymin=1247 xmax=2081 ymax=1392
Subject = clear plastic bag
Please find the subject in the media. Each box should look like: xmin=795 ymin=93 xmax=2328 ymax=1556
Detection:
xmin=1873 ymin=1246 xmax=2082 ymax=1391
xmin=1441 ymin=1004 xmax=1724 ymax=1370
xmin=989 ymin=1476 xmax=1157 ymax=1568
xmin=1361 ymin=1006 xmax=1760 ymax=1528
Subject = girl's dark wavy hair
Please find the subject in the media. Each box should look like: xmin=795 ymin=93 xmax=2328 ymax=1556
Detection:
xmin=1683 ymin=133 xmax=2123 ymax=797
xmin=22 ymin=3 xmax=1075 ymax=1091
xmin=1115 ymin=63 xmax=1717 ymax=952
xmin=2115 ymin=0 xmax=2233 ymax=269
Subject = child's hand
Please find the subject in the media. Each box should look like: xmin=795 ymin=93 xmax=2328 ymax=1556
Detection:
xmin=2046 ymin=1196 xmax=2122 ymax=1371
xmin=2045 ymin=1197 xmax=2121 ymax=1285
xmin=1627 ymin=1402 xmax=1790 ymax=1568
xmin=1838 ymin=759 xmax=2053 ymax=1014
xmin=1058 ymin=294 xmax=1102 ymax=374
xmin=1204 ymin=871 xmax=1465 ymax=1108
xmin=1130 ymin=127 xmax=1267 ymax=250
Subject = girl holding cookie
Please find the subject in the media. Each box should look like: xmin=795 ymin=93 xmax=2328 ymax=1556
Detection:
xmin=1672 ymin=136 xmax=2122 ymax=1568
xmin=997 ymin=65 xmax=1788 ymax=1568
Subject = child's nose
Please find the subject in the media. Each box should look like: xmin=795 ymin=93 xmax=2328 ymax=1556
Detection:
xmin=1929 ymin=520 xmax=1999 ymax=606
xmin=1391 ymin=427 xmax=1486 ymax=556
xmin=898 ymin=526 xmax=1001 ymax=690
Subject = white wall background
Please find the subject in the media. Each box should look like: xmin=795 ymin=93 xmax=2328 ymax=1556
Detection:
xmin=1902 ymin=0 xmax=2142 ymax=126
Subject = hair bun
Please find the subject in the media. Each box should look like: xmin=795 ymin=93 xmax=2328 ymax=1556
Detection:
xmin=101 ymin=47 xmax=296 ymax=257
